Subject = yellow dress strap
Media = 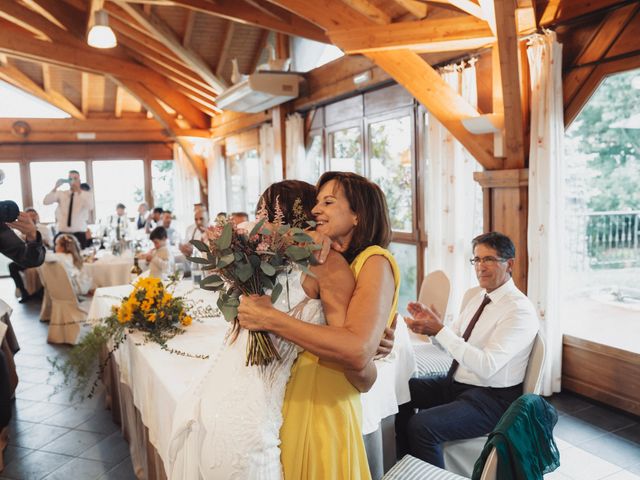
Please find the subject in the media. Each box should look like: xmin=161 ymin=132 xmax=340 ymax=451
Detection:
xmin=350 ymin=245 xmax=401 ymax=327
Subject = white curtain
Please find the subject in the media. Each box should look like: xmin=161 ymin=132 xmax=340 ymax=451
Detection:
xmin=259 ymin=123 xmax=281 ymax=191
xmin=206 ymin=141 xmax=227 ymax=216
xmin=527 ymin=31 xmax=564 ymax=395
xmin=285 ymin=113 xmax=307 ymax=180
xmin=426 ymin=62 xmax=483 ymax=322
xmin=173 ymin=142 xmax=201 ymax=235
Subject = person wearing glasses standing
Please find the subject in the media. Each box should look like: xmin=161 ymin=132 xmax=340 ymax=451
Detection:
xmin=395 ymin=232 xmax=539 ymax=467
xmin=43 ymin=170 xmax=94 ymax=249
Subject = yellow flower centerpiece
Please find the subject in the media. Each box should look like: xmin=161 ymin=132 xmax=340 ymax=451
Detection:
xmin=51 ymin=276 xmax=205 ymax=399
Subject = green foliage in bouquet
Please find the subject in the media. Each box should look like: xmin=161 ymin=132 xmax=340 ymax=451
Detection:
xmin=187 ymin=209 xmax=319 ymax=366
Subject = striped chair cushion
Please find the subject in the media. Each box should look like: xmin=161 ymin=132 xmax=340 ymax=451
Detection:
xmin=383 ymin=455 xmax=468 ymax=480
xmin=413 ymin=343 xmax=453 ymax=378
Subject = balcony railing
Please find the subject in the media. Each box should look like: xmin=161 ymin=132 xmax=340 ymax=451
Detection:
xmin=566 ymin=210 xmax=640 ymax=270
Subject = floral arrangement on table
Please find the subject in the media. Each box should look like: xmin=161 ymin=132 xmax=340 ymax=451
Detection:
xmin=51 ymin=276 xmax=214 ymax=398
xmin=188 ymin=198 xmax=319 ymax=367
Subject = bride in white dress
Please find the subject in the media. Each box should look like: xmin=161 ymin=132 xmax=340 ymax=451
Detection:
xmin=167 ymin=180 xmax=364 ymax=479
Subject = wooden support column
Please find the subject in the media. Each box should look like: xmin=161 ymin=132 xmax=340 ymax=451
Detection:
xmin=474 ymin=169 xmax=529 ymax=293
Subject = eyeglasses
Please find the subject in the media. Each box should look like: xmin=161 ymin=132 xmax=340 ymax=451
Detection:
xmin=469 ymin=256 xmax=508 ymax=266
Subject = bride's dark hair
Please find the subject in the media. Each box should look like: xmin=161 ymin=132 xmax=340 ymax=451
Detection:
xmin=256 ymin=180 xmax=316 ymax=227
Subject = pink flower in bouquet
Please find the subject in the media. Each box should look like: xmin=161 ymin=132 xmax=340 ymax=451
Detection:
xmin=206 ymin=225 xmax=223 ymax=240
xmin=256 ymin=241 xmax=270 ymax=253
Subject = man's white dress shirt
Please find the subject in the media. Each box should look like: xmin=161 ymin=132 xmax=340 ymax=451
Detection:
xmin=435 ymin=278 xmax=539 ymax=388
xmin=43 ymin=190 xmax=93 ymax=233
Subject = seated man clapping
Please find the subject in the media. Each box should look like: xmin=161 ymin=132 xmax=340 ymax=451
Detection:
xmin=396 ymin=232 xmax=539 ymax=467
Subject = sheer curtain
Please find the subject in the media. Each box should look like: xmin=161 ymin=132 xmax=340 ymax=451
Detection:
xmin=173 ymin=142 xmax=201 ymax=235
xmin=285 ymin=113 xmax=307 ymax=180
xmin=206 ymin=140 xmax=227 ymax=216
xmin=527 ymin=31 xmax=564 ymax=395
xmin=259 ymin=123 xmax=281 ymax=191
xmin=426 ymin=62 xmax=483 ymax=322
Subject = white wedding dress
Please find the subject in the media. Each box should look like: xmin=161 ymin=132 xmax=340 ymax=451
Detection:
xmin=168 ymin=269 xmax=324 ymax=480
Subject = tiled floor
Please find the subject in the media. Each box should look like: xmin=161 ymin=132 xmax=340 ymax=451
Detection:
xmin=0 ymin=279 xmax=135 ymax=480
xmin=545 ymin=393 xmax=640 ymax=480
xmin=1 ymin=278 xmax=640 ymax=479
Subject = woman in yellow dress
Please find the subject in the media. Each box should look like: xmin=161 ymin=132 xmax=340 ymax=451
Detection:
xmin=238 ymin=172 xmax=400 ymax=479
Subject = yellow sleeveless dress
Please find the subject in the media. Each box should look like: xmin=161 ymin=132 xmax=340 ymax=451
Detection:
xmin=280 ymin=246 xmax=400 ymax=479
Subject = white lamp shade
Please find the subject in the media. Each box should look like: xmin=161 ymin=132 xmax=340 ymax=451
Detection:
xmin=87 ymin=10 xmax=117 ymax=49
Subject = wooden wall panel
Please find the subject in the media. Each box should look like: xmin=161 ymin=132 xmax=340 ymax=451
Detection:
xmin=563 ymin=335 xmax=640 ymax=416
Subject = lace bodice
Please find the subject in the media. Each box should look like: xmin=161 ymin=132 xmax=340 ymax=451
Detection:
xmin=168 ymin=268 xmax=324 ymax=480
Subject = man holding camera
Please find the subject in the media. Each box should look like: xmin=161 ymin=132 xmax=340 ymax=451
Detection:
xmin=43 ymin=170 xmax=93 ymax=248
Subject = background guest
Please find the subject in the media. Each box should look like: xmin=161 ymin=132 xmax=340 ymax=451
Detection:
xmin=136 ymin=202 xmax=149 ymax=230
xmin=145 ymin=207 xmax=163 ymax=233
xmin=161 ymin=210 xmax=179 ymax=244
xmin=230 ymin=211 xmax=249 ymax=226
xmin=43 ymin=170 xmax=93 ymax=248
xmin=49 ymin=234 xmax=92 ymax=297
xmin=141 ymin=226 xmax=173 ymax=278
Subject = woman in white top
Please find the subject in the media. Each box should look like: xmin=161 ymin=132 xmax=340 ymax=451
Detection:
xmin=50 ymin=234 xmax=92 ymax=296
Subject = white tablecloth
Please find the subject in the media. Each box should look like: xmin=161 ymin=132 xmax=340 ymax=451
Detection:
xmin=85 ymin=254 xmax=134 ymax=288
xmin=87 ymin=283 xmax=416 ymax=472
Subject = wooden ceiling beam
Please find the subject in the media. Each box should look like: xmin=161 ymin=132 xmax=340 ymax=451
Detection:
xmin=248 ymin=29 xmax=270 ymax=74
xmin=366 ymin=50 xmax=500 ymax=170
xmin=114 ymin=85 xmax=124 ymax=117
xmin=24 ymin=0 xmax=85 ymax=38
xmin=539 ymin=0 xmax=623 ymax=26
xmin=493 ymin=0 xmax=525 ymax=169
xmin=441 ymin=0 xmax=484 ymax=20
xmin=0 ymin=58 xmax=85 ymax=119
xmin=265 ymin=0 xmax=371 ymax=30
xmin=0 ymin=0 xmax=65 ymax=41
xmin=0 ymin=29 xmax=208 ymax=128
xmin=139 ymin=0 xmax=330 ymax=43
xmin=328 ymin=16 xmax=494 ymax=54
xmin=115 ymin=1 xmax=226 ymax=93
xmin=81 ymin=72 xmax=89 ymax=115
xmin=215 ymin=21 xmax=235 ymax=80
xmin=392 ymin=0 xmax=428 ymax=19
xmin=182 ymin=9 xmax=196 ymax=46
xmin=340 ymin=0 xmax=391 ymax=25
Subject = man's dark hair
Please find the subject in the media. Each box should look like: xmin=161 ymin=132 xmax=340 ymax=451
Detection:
xmin=153 ymin=207 xmax=163 ymax=215
xmin=231 ymin=212 xmax=249 ymax=218
xmin=472 ymin=232 xmax=516 ymax=259
xmin=80 ymin=183 xmax=91 ymax=191
xmin=116 ymin=203 xmax=126 ymax=210
xmin=68 ymin=169 xmax=80 ymax=176
xmin=149 ymin=226 xmax=167 ymax=241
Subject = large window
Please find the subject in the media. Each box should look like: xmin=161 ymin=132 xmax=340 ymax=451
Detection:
xmin=329 ymin=126 xmax=363 ymax=174
xmin=562 ymin=68 xmax=640 ymax=353
xmin=92 ymin=160 xmax=145 ymax=222
xmin=30 ymin=161 xmax=87 ymax=223
xmin=0 ymin=162 xmax=23 ymax=210
xmin=389 ymin=242 xmax=418 ymax=316
xmin=152 ymin=160 xmax=175 ymax=212
xmin=226 ymin=149 xmax=260 ymax=215
xmin=369 ymin=115 xmax=413 ymax=232
xmin=306 ymin=132 xmax=324 ymax=184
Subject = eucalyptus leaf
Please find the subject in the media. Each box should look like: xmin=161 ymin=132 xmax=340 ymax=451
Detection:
xmin=219 ymin=305 xmax=238 ymax=323
xmin=261 ymin=228 xmax=271 ymax=236
xmin=187 ymin=256 xmax=211 ymax=265
xmin=293 ymin=233 xmax=313 ymax=243
xmin=201 ymin=285 xmax=222 ymax=291
xmin=271 ymin=282 xmax=283 ymax=303
xmin=299 ymin=263 xmax=317 ymax=278
xmin=226 ymin=296 xmax=240 ymax=307
xmin=201 ymin=274 xmax=224 ymax=286
xmin=260 ymin=262 xmax=276 ymax=276
xmin=217 ymin=253 xmax=235 ymax=268
xmin=216 ymin=222 xmax=233 ymax=250
xmin=306 ymin=220 xmax=317 ymax=228
xmin=249 ymin=255 xmax=261 ymax=268
xmin=236 ymin=262 xmax=254 ymax=282
xmin=278 ymin=225 xmax=290 ymax=235
xmin=249 ymin=218 xmax=266 ymax=237
xmin=285 ymin=245 xmax=311 ymax=261
xmin=189 ymin=239 xmax=209 ymax=253
xmin=290 ymin=227 xmax=303 ymax=235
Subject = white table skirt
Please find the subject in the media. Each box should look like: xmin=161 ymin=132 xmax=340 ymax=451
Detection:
xmin=85 ymin=257 xmax=134 ymax=288
xmin=87 ymin=282 xmax=415 ymax=473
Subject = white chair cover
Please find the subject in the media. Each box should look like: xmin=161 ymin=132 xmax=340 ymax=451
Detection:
xmin=39 ymin=261 xmax=88 ymax=345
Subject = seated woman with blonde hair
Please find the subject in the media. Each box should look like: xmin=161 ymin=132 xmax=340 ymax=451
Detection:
xmin=49 ymin=233 xmax=92 ymax=297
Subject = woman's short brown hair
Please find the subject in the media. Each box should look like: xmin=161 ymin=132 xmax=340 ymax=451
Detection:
xmin=257 ymin=180 xmax=316 ymax=227
xmin=317 ymin=172 xmax=392 ymax=263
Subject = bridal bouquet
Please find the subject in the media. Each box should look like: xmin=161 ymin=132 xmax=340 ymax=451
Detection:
xmin=188 ymin=199 xmax=319 ymax=366
xmin=51 ymin=276 xmax=206 ymax=398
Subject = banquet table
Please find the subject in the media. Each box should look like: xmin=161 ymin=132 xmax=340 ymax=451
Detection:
xmin=88 ymin=281 xmax=415 ymax=479
xmin=84 ymin=253 xmax=134 ymax=288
